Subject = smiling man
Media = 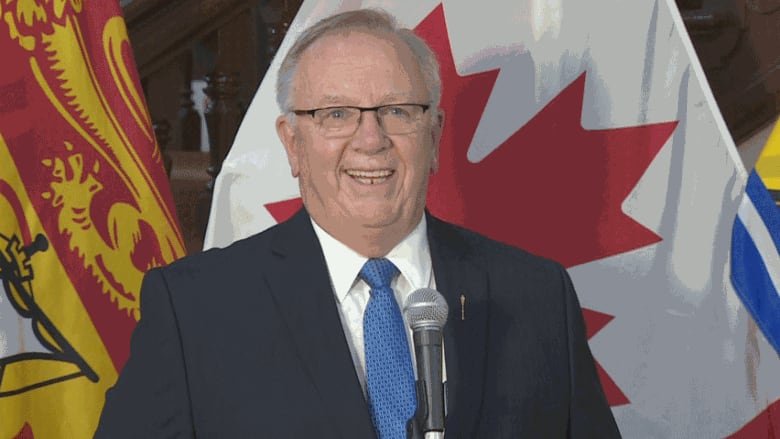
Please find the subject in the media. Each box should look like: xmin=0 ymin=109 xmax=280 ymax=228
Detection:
xmin=275 ymin=18 xmax=441 ymax=259
xmin=95 ymin=9 xmax=619 ymax=439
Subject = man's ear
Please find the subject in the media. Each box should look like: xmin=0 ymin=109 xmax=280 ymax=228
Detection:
xmin=276 ymin=114 xmax=300 ymax=177
xmin=430 ymin=109 xmax=445 ymax=173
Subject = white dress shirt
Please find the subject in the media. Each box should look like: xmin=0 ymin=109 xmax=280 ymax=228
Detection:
xmin=311 ymin=216 xmax=446 ymax=438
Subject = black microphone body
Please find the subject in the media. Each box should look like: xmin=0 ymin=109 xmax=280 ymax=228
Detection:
xmin=413 ymin=326 xmax=445 ymax=432
xmin=403 ymin=288 xmax=448 ymax=438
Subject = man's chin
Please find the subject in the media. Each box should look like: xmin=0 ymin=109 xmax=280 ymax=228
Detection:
xmin=309 ymin=200 xmax=419 ymax=233
xmin=354 ymin=209 xmax=423 ymax=234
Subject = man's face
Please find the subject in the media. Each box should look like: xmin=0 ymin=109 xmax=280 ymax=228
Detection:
xmin=276 ymin=29 xmax=442 ymax=254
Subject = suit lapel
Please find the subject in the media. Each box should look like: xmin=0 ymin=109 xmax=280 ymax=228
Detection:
xmin=262 ymin=209 xmax=487 ymax=436
xmin=265 ymin=209 xmax=377 ymax=438
xmin=427 ymin=213 xmax=489 ymax=437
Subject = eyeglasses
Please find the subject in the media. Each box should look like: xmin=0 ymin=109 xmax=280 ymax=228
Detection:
xmin=292 ymin=103 xmax=430 ymax=138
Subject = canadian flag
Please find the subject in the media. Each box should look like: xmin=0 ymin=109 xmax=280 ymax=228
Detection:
xmin=205 ymin=0 xmax=780 ymax=436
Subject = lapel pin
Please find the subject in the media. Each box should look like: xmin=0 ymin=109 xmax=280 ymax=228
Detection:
xmin=460 ymin=294 xmax=465 ymax=321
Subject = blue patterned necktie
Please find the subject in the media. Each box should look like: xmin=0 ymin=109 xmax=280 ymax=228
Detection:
xmin=361 ymin=258 xmax=417 ymax=439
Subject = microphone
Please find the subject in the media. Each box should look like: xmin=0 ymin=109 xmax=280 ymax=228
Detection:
xmin=403 ymin=288 xmax=448 ymax=437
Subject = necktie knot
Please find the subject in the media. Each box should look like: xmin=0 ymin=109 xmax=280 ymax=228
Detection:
xmin=360 ymin=258 xmax=399 ymax=292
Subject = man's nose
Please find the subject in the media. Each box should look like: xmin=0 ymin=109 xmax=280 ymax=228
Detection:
xmin=351 ymin=110 xmax=388 ymax=152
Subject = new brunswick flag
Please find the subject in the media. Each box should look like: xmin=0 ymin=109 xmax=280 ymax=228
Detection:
xmin=0 ymin=1 xmax=184 ymax=437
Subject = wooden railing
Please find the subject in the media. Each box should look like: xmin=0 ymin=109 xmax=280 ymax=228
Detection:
xmin=124 ymin=0 xmax=301 ymax=254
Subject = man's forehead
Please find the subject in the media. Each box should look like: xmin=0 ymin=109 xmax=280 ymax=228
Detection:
xmin=313 ymin=27 xmax=397 ymax=49
xmin=297 ymin=28 xmax=413 ymax=70
xmin=292 ymin=31 xmax=428 ymax=106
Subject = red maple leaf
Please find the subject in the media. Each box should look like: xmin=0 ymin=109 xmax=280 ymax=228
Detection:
xmin=425 ymin=63 xmax=677 ymax=267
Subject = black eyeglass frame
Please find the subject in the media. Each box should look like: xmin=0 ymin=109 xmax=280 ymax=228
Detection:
xmin=291 ymin=103 xmax=430 ymax=119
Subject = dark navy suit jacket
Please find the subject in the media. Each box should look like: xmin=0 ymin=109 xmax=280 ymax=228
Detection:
xmin=94 ymin=209 xmax=620 ymax=438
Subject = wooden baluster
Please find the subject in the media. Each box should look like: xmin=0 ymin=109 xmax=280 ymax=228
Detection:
xmin=179 ymin=50 xmax=201 ymax=151
xmin=203 ymin=71 xmax=242 ymax=191
xmin=198 ymin=0 xmax=302 ymax=191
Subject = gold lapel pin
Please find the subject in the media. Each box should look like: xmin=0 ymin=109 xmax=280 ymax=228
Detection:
xmin=460 ymin=294 xmax=465 ymax=321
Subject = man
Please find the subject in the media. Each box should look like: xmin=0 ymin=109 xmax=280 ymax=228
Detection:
xmin=95 ymin=8 xmax=620 ymax=438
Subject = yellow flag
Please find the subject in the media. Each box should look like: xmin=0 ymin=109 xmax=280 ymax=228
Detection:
xmin=0 ymin=1 xmax=185 ymax=437
xmin=754 ymin=118 xmax=780 ymax=197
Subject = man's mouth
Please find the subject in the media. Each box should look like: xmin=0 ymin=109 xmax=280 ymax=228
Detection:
xmin=344 ymin=169 xmax=395 ymax=185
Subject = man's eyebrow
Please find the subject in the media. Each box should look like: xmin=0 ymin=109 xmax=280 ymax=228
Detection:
xmin=314 ymin=93 xmax=423 ymax=107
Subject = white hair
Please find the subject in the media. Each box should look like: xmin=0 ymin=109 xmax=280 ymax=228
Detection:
xmin=275 ymin=8 xmax=441 ymax=117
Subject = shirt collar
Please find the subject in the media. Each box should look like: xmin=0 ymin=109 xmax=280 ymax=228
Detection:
xmin=311 ymin=216 xmax=432 ymax=303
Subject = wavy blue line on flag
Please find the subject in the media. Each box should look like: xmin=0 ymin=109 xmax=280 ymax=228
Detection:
xmin=731 ymin=170 xmax=780 ymax=356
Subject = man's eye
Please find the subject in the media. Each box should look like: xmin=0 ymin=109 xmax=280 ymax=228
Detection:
xmin=323 ymin=108 xmax=350 ymax=119
xmin=387 ymin=106 xmax=408 ymax=116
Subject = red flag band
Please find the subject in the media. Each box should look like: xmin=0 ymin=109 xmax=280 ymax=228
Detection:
xmin=0 ymin=1 xmax=184 ymax=437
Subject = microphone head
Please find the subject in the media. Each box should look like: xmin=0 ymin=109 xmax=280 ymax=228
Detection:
xmin=403 ymin=288 xmax=449 ymax=330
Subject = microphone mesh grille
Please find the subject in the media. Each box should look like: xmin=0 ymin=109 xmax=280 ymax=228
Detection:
xmin=403 ymin=288 xmax=449 ymax=330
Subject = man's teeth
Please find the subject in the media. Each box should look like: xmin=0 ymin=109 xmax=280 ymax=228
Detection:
xmin=346 ymin=169 xmax=393 ymax=184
